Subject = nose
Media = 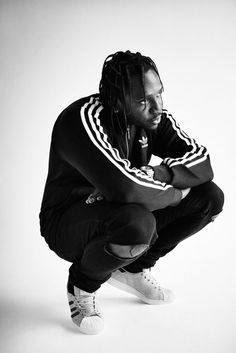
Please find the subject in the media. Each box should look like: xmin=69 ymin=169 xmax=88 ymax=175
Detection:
xmin=149 ymin=96 xmax=162 ymax=114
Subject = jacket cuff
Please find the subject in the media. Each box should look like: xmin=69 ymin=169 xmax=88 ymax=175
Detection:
xmin=152 ymin=165 xmax=173 ymax=184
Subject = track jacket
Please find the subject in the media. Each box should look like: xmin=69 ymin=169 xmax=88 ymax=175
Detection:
xmin=39 ymin=94 xmax=213 ymax=238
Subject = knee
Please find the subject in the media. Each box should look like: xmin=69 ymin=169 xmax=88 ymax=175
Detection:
xmin=106 ymin=243 xmax=149 ymax=259
xmin=106 ymin=204 xmax=157 ymax=245
xmin=205 ymin=182 xmax=224 ymax=216
xmin=198 ymin=181 xmax=224 ymax=219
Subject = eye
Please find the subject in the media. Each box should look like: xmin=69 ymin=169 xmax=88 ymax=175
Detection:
xmin=139 ymin=100 xmax=146 ymax=105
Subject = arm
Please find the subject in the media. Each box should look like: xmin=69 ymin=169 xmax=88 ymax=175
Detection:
xmin=52 ymin=96 xmax=182 ymax=211
xmin=151 ymin=110 xmax=214 ymax=188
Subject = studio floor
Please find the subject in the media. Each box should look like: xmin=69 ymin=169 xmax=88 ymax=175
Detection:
xmin=1 ymin=209 xmax=235 ymax=353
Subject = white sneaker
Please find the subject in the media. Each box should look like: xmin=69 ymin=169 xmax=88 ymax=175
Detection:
xmin=67 ymin=286 xmax=104 ymax=335
xmin=107 ymin=268 xmax=174 ymax=305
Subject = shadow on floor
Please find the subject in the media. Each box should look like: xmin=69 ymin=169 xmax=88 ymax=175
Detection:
xmin=0 ymin=294 xmax=81 ymax=344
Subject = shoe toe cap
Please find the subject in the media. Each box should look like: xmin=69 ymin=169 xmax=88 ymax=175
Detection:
xmin=163 ymin=288 xmax=175 ymax=302
xmin=80 ymin=316 xmax=104 ymax=335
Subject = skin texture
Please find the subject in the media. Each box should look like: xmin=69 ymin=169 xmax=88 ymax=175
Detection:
xmin=107 ymin=243 xmax=149 ymax=258
xmin=118 ymin=68 xmax=164 ymax=131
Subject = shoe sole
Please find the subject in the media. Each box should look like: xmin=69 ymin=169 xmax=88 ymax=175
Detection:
xmin=107 ymin=277 xmax=174 ymax=305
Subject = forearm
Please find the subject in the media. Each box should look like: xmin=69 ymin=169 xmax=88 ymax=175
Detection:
xmin=152 ymin=110 xmax=214 ymax=188
xmin=152 ymin=156 xmax=214 ymax=188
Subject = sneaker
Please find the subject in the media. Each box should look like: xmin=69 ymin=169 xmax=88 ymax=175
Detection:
xmin=107 ymin=268 xmax=174 ymax=305
xmin=67 ymin=285 xmax=104 ymax=335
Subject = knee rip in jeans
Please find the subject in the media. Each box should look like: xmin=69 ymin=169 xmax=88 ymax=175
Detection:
xmin=106 ymin=243 xmax=149 ymax=259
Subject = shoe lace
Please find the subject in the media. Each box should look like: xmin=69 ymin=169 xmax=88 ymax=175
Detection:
xmin=141 ymin=269 xmax=161 ymax=290
xmin=75 ymin=293 xmax=101 ymax=317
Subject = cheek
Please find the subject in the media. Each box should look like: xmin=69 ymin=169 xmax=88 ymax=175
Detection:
xmin=129 ymin=105 xmax=149 ymax=123
xmin=137 ymin=109 xmax=149 ymax=119
xmin=133 ymin=112 xmax=149 ymax=126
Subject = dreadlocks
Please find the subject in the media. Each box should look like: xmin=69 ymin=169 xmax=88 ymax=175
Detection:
xmin=99 ymin=50 xmax=163 ymax=132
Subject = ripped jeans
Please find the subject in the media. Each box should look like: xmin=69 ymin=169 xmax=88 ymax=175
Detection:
xmin=51 ymin=181 xmax=224 ymax=293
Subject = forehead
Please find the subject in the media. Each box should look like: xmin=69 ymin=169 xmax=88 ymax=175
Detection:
xmin=129 ymin=69 xmax=162 ymax=99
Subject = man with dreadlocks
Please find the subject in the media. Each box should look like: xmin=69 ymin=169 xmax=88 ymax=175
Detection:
xmin=39 ymin=50 xmax=224 ymax=335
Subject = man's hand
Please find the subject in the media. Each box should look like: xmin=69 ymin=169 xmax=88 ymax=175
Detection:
xmin=85 ymin=188 xmax=104 ymax=204
xmin=181 ymin=188 xmax=191 ymax=200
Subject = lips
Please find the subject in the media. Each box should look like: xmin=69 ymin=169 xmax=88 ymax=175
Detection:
xmin=151 ymin=115 xmax=161 ymax=124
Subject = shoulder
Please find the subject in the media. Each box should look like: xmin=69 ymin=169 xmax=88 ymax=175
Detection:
xmin=58 ymin=94 xmax=101 ymax=120
xmin=51 ymin=94 xmax=108 ymax=146
xmin=54 ymin=94 xmax=104 ymax=129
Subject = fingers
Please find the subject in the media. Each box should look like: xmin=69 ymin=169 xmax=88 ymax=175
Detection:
xmin=85 ymin=192 xmax=104 ymax=204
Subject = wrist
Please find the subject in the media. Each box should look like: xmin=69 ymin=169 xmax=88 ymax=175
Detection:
xmin=140 ymin=165 xmax=155 ymax=178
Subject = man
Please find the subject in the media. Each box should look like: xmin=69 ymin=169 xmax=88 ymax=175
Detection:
xmin=39 ymin=50 xmax=224 ymax=335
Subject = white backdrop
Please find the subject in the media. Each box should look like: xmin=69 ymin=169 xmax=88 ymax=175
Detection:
xmin=1 ymin=1 xmax=235 ymax=352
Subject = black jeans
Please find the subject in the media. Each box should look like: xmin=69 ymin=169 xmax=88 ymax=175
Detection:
xmin=50 ymin=181 xmax=224 ymax=292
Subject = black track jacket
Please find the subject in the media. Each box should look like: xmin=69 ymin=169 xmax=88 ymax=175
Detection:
xmin=39 ymin=94 xmax=214 ymax=238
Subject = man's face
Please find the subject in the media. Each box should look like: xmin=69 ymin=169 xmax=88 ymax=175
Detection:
xmin=122 ymin=69 xmax=163 ymax=130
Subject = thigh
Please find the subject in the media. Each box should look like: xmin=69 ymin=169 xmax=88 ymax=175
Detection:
xmin=152 ymin=181 xmax=224 ymax=232
xmin=53 ymin=198 xmax=157 ymax=263
xmin=54 ymin=199 xmax=124 ymax=262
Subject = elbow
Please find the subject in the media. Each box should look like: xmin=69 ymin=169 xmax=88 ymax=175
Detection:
xmin=121 ymin=191 xmax=138 ymax=204
xmin=209 ymin=168 xmax=214 ymax=181
xmin=204 ymin=166 xmax=214 ymax=182
xmin=119 ymin=184 xmax=148 ymax=204
xmin=192 ymin=166 xmax=214 ymax=186
xmin=204 ymin=156 xmax=214 ymax=182
xmin=105 ymin=185 xmax=136 ymax=204
xmin=105 ymin=185 xmax=143 ymax=205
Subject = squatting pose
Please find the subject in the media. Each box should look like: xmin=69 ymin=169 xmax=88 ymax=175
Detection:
xmin=39 ymin=51 xmax=224 ymax=335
